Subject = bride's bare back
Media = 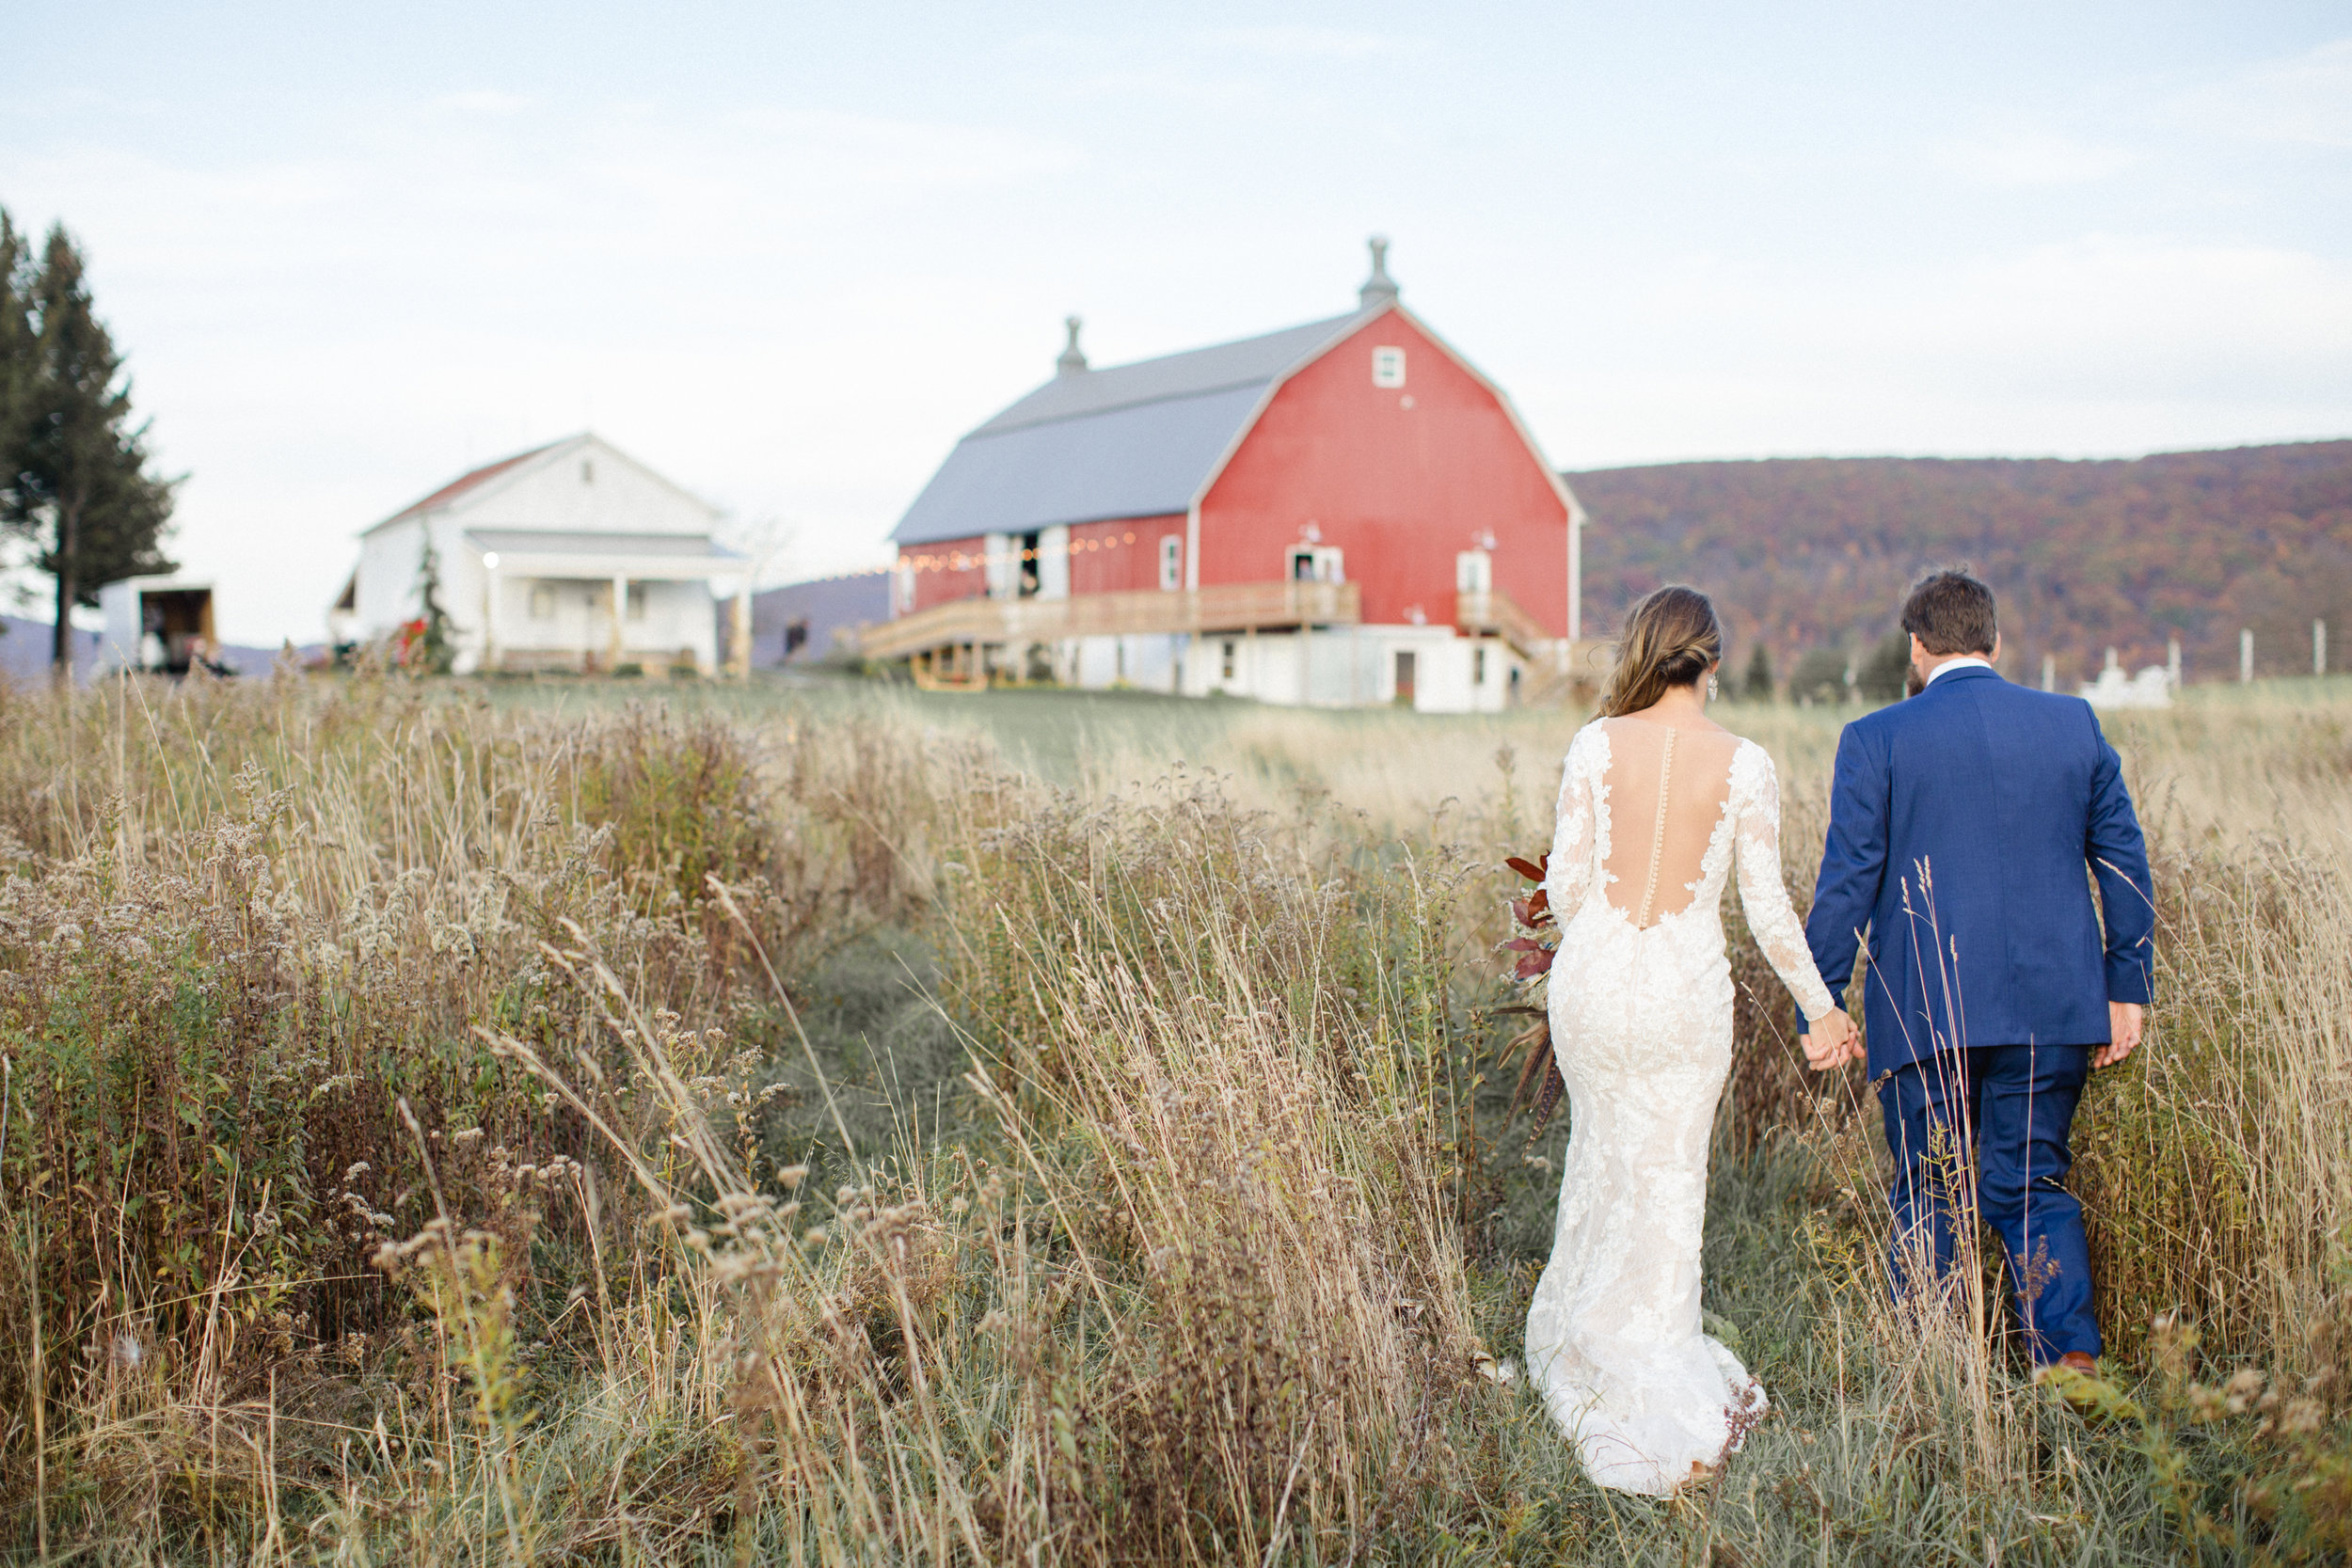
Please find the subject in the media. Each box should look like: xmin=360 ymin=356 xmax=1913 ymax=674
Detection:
xmin=1594 ymin=717 xmax=1742 ymax=928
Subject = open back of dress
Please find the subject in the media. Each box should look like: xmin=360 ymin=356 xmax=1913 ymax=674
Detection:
xmin=1597 ymin=719 xmax=1740 ymax=927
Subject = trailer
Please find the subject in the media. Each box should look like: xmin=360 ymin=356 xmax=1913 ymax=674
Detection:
xmin=99 ymin=575 xmax=223 ymax=676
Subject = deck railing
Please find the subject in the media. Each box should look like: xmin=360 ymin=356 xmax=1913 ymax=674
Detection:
xmin=851 ymin=579 xmax=1362 ymax=662
xmin=1453 ymin=588 xmax=1555 ymax=658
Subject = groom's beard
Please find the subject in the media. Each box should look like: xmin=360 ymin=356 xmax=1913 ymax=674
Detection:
xmin=1904 ymin=663 xmax=1927 ymax=698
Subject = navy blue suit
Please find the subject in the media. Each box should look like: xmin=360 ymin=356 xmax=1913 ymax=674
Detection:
xmin=1802 ymin=663 xmax=2154 ymax=1360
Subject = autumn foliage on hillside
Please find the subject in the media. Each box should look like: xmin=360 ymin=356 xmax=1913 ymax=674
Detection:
xmin=1571 ymin=439 xmax=2352 ymax=685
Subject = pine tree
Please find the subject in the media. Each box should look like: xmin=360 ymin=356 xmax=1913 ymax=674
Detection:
xmin=0 ymin=222 xmax=177 ymax=676
xmin=1740 ymin=642 xmax=1774 ymax=703
xmin=0 ymin=210 xmax=34 ymax=530
xmin=410 ymin=537 xmax=455 ymax=674
xmin=1854 ymin=630 xmax=1913 ymax=704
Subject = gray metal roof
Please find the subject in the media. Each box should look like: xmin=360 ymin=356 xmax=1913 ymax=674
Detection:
xmin=893 ymin=309 xmax=1375 ymax=545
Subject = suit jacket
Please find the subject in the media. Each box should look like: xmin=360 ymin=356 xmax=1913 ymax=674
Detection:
xmin=1801 ymin=665 xmax=2154 ymax=1074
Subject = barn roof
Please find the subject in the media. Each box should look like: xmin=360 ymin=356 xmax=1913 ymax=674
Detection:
xmin=891 ymin=309 xmax=1379 ymax=546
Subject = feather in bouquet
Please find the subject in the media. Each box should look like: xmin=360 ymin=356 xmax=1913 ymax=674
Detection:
xmin=1500 ymin=852 xmax=1565 ymax=1137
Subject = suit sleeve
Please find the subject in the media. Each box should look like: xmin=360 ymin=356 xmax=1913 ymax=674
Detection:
xmin=1798 ymin=721 xmax=1888 ymax=1030
xmin=2084 ymin=709 xmax=2155 ymax=1006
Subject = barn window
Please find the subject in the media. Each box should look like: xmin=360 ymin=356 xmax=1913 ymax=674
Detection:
xmin=1289 ymin=545 xmax=1344 ymax=584
xmin=1474 ymin=645 xmax=1488 ymax=685
xmin=530 ymin=583 xmax=555 ymax=620
xmin=1221 ymin=641 xmax=1237 ymax=681
xmin=1159 ymin=535 xmax=1183 ymax=592
xmin=1017 ymin=530 xmax=1042 ymax=596
xmin=1372 ymin=346 xmax=1406 ymax=388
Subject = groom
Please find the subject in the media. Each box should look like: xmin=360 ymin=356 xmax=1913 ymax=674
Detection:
xmin=1798 ymin=570 xmax=2154 ymax=1375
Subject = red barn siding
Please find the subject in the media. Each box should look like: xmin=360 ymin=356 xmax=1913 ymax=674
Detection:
xmin=900 ymin=534 xmax=989 ymax=612
xmin=1069 ymin=515 xmax=1186 ymax=595
xmin=1198 ymin=310 xmax=1569 ymax=635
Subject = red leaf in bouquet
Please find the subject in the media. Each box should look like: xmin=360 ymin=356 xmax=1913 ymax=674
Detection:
xmin=1504 ymin=856 xmax=1545 ymax=884
xmin=1526 ymin=887 xmax=1549 ymax=921
xmin=1510 ymin=897 xmax=1534 ymax=929
xmin=1503 ymin=937 xmax=1556 ymax=979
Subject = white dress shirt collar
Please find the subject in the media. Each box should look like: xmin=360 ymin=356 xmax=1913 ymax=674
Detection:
xmin=1922 ymin=655 xmax=1994 ymax=688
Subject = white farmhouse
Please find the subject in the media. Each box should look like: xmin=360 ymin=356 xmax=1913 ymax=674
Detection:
xmin=334 ymin=434 xmax=749 ymax=674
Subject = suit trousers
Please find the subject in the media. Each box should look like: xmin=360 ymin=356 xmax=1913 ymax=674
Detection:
xmin=1879 ymin=1043 xmax=2100 ymax=1363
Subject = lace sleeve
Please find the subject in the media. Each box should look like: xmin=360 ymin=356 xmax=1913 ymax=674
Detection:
xmin=1732 ymin=744 xmax=1836 ymax=1022
xmin=1543 ymin=725 xmax=1603 ymax=921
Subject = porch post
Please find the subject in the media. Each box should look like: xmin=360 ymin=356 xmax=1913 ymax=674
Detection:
xmin=731 ymin=578 xmax=753 ymax=678
xmin=611 ymin=574 xmax=628 ymax=670
xmin=482 ymin=562 xmax=498 ymax=673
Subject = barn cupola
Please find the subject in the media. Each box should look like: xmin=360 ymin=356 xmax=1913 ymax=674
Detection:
xmin=1056 ymin=315 xmax=1089 ymax=376
xmin=1358 ymin=235 xmax=1400 ymax=309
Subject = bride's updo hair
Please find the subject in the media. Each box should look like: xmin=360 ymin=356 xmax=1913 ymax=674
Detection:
xmin=1600 ymin=585 xmax=1724 ymax=718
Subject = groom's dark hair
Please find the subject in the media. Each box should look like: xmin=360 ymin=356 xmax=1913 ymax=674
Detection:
xmin=1901 ymin=569 xmax=1997 ymax=657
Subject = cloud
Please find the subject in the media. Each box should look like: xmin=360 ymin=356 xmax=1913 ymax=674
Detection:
xmin=1529 ymin=234 xmax=2352 ymax=467
xmin=434 ymin=89 xmax=533 ymax=117
xmin=1010 ymin=25 xmax=1412 ymax=106
xmin=720 ymin=107 xmax=1083 ymax=189
xmin=2173 ymin=36 xmax=2352 ymax=149
xmin=1193 ymin=27 xmax=1408 ymax=59
xmin=1931 ymin=127 xmax=2138 ymax=187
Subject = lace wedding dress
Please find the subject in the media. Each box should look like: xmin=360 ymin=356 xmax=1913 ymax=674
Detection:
xmin=1525 ymin=718 xmax=1837 ymax=1497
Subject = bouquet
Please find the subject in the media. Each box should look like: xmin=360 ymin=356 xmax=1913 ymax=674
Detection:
xmin=1502 ymin=853 xmax=1565 ymax=1135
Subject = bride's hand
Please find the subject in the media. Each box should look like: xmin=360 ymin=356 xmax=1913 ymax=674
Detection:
xmin=1802 ymin=1009 xmax=1858 ymax=1071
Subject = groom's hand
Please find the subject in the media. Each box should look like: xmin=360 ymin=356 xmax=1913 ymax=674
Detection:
xmin=2093 ymin=1002 xmax=2145 ymax=1069
xmin=1803 ymin=1009 xmax=1860 ymax=1071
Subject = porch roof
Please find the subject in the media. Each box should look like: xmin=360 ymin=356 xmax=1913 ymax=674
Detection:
xmin=464 ymin=529 xmax=747 ymax=581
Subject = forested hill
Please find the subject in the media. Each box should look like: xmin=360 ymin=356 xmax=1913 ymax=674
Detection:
xmin=1567 ymin=439 xmax=2352 ymax=686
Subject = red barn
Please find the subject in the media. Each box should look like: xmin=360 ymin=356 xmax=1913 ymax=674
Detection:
xmin=869 ymin=240 xmax=1587 ymax=709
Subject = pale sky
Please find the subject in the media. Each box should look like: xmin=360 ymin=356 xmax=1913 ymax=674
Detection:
xmin=5 ymin=2 xmax=2348 ymax=645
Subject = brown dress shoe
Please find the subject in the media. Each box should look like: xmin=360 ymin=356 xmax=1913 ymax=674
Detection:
xmin=2033 ymin=1351 xmax=2099 ymax=1383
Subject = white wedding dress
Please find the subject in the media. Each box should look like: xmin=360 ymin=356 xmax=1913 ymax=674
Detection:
xmin=1525 ymin=718 xmax=1837 ymax=1497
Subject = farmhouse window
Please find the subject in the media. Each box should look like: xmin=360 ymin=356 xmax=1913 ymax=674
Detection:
xmin=529 ymin=583 xmax=555 ymax=620
xmin=1372 ymin=346 xmax=1406 ymax=388
xmin=1159 ymin=535 xmax=1183 ymax=592
xmin=627 ymin=582 xmax=648 ymax=621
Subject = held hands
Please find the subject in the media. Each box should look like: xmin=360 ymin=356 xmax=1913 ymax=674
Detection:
xmin=2093 ymin=1002 xmax=2145 ymax=1069
xmin=1801 ymin=1008 xmax=1862 ymax=1072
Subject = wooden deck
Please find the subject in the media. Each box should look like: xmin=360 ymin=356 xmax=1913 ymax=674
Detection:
xmin=852 ymin=579 xmax=1363 ymax=663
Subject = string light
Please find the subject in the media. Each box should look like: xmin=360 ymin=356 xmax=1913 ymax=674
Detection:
xmin=798 ymin=528 xmax=1150 ymax=581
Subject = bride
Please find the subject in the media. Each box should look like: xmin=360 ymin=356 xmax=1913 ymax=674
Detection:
xmin=1524 ymin=585 xmax=1855 ymax=1497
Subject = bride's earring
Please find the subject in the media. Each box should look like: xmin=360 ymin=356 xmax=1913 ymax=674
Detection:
xmin=1707 ymin=674 xmax=1720 ymax=703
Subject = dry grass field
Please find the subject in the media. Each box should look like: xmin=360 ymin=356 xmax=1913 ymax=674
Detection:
xmin=1 ymin=668 xmax=2348 ymax=1563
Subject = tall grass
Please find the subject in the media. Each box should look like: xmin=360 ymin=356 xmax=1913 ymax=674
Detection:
xmin=0 ymin=670 xmax=2346 ymax=1561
